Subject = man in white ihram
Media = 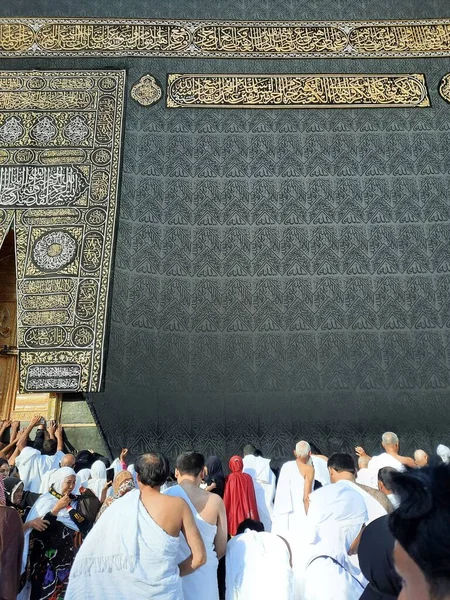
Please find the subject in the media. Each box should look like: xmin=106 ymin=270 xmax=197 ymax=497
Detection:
xmin=272 ymin=441 xmax=315 ymax=599
xmin=272 ymin=441 xmax=315 ymax=540
xmin=66 ymin=452 xmax=206 ymax=600
xmin=355 ymin=431 xmax=415 ymax=489
xmin=164 ymin=451 xmax=227 ymax=600
xmin=242 ymin=444 xmax=276 ymax=532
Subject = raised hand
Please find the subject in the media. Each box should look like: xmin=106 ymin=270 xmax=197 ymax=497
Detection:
xmin=30 ymin=414 xmax=42 ymax=428
xmin=120 ymin=447 xmax=128 ymax=462
xmin=355 ymin=446 xmax=368 ymax=457
xmin=52 ymin=494 xmax=71 ymax=514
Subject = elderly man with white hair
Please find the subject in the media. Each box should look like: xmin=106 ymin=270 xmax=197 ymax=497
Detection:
xmin=272 ymin=441 xmax=315 ymax=540
xmin=272 ymin=441 xmax=315 ymax=599
xmin=356 ymin=432 xmax=415 ymax=489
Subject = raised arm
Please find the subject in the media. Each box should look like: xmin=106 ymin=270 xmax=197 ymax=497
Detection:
xmin=355 ymin=446 xmax=372 ymax=461
xmin=0 ymin=431 xmax=19 ymax=459
xmin=55 ymin=423 xmax=64 ymax=452
xmin=47 ymin=420 xmax=57 ymax=441
xmin=213 ymin=496 xmax=227 ymax=560
xmin=179 ymin=500 xmax=206 ymax=576
xmin=0 ymin=419 xmax=11 ymax=440
xmin=398 ymin=455 xmax=416 ymax=468
xmin=17 ymin=414 xmax=42 ymax=452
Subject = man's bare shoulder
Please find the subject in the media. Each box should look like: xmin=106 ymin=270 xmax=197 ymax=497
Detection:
xmin=160 ymin=494 xmax=187 ymax=508
xmin=206 ymin=490 xmax=224 ymax=508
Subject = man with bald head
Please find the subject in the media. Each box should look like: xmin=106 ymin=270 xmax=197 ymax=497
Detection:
xmin=39 ymin=453 xmax=76 ymax=493
xmin=414 ymin=449 xmax=429 ymax=468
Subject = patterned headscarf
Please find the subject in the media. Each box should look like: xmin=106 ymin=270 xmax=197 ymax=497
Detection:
xmin=95 ymin=470 xmax=135 ymax=522
xmin=0 ymin=476 xmax=6 ymax=506
xmin=113 ymin=470 xmax=134 ymax=496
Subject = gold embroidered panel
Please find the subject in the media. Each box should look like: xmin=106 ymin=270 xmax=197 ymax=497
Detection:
xmin=167 ymin=73 xmax=430 ymax=109
xmin=439 ymin=74 xmax=450 ymax=103
xmin=1 ymin=18 xmax=450 ymax=58
xmin=0 ymin=71 xmax=126 ymax=393
xmin=0 ymin=209 xmax=14 ymax=248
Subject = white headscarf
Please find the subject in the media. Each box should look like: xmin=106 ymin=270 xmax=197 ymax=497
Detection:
xmin=22 ymin=467 xmax=78 ymax=572
xmin=77 ymin=468 xmax=91 ymax=489
xmin=87 ymin=460 xmax=107 ymax=500
xmin=437 ymin=444 xmax=450 ymax=464
xmin=15 ymin=447 xmax=41 ymax=492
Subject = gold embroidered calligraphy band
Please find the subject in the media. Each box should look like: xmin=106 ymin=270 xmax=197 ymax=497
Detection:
xmin=166 ymin=74 xmax=430 ymax=108
xmin=1 ymin=18 xmax=450 ymax=58
xmin=0 ymin=71 xmax=126 ymax=393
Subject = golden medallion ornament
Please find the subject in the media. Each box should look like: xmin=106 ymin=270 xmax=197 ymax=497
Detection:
xmin=167 ymin=73 xmax=430 ymax=109
xmin=439 ymin=74 xmax=450 ymax=103
xmin=131 ymin=74 xmax=163 ymax=107
xmin=1 ymin=18 xmax=450 ymax=59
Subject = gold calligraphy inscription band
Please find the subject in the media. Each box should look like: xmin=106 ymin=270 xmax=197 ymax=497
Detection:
xmin=0 ymin=71 xmax=126 ymax=393
xmin=1 ymin=18 xmax=450 ymax=58
xmin=167 ymin=74 xmax=430 ymax=108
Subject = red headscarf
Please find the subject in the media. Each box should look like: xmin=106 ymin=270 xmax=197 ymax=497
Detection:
xmin=223 ymin=455 xmax=259 ymax=536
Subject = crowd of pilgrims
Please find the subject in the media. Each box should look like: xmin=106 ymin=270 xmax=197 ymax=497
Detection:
xmin=0 ymin=415 xmax=450 ymax=600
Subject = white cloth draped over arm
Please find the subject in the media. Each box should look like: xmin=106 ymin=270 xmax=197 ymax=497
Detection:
xmin=15 ymin=447 xmax=41 ymax=493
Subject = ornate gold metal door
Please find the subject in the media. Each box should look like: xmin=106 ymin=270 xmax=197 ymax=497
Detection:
xmin=0 ymin=228 xmax=61 ymax=421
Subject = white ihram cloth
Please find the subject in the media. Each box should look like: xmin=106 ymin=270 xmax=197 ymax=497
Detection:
xmin=66 ymin=489 xmax=183 ymax=600
xmin=366 ymin=453 xmax=404 ymax=488
xmin=346 ymin=481 xmax=387 ymax=524
xmin=164 ymin=485 xmax=219 ymax=600
xmin=87 ymin=460 xmax=107 ymax=500
xmin=311 ymin=456 xmax=330 ymax=486
xmin=272 ymin=460 xmax=307 ymax=541
xmin=355 ymin=468 xmax=372 ymax=487
xmin=22 ymin=467 xmax=78 ymax=573
xmin=225 ymin=529 xmax=294 ymax=600
xmin=16 ymin=447 xmax=64 ymax=493
xmin=243 ymin=455 xmax=276 ymax=532
xmin=302 ymin=481 xmax=368 ymax=600
xmin=39 ymin=467 xmax=58 ymax=494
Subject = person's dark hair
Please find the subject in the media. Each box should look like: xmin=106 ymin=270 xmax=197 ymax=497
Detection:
xmin=236 ymin=519 xmax=265 ymax=535
xmin=74 ymin=450 xmax=94 ymax=473
xmin=92 ymin=453 xmax=111 ymax=469
xmin=176 ymin=451 xmax=205 ymax=477
xmin=0 ymin=457 xmax=9 ymax=474
xmin=243 ymin=444 xmax=256 ymax=456
xmin=135 ymin=452 xmax=169 ymax=488
xmin=389 ymin=463 xmax=450 ymax=599
xmin=378 ymin=466 xmax=397 ymax=491
xmin=327 ymin=453 xmax=356 ymax=474
xmin=41 ymin=439 xmax=57 ymax=456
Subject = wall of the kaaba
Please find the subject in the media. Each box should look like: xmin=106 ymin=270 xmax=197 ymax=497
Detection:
xmin=2 ymin=0 xmax=450 ymax=461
